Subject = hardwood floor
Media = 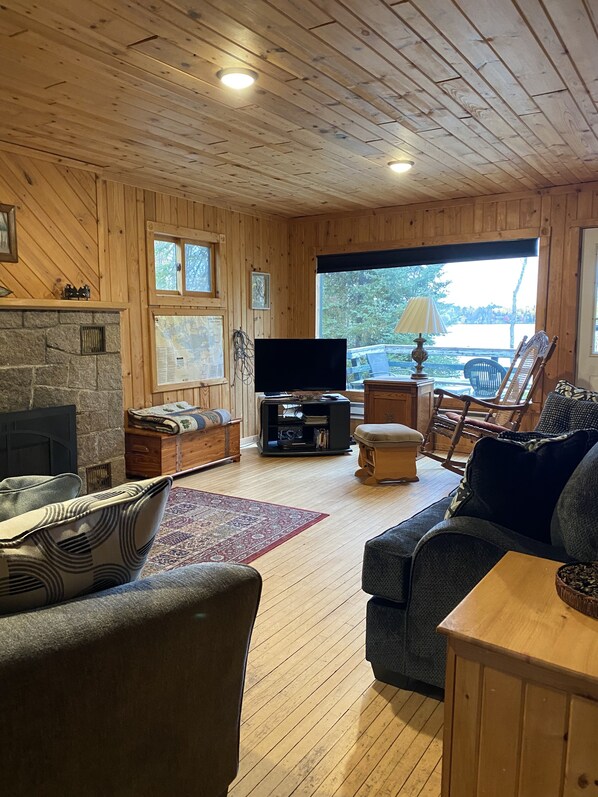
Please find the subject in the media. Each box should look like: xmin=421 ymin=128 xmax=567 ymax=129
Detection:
xmin=178 ymin=445 xmax=459 ymax=797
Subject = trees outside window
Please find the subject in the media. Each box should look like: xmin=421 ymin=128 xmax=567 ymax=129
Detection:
xmin=154 ymin=235 xmax=214 ymax=297
xmin=317 ymin=256 xmax=539 ymax=389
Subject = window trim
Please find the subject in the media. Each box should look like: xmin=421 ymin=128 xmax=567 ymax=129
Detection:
xmin=147 ymin=221 xmax=225 ymax=307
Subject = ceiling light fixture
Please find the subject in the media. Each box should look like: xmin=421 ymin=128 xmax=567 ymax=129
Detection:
xmin=217 ymin=67 xmax=258 ymax=90
xmin=388 ymin=160 xmax=414 ymax=174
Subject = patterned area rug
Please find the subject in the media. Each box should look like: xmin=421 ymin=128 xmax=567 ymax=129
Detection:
xmin=143 ymin=487 xmax=328 ymax=575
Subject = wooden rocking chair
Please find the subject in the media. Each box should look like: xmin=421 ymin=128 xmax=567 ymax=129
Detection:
xmin=421 ymin=331 xmax=558 ymax=474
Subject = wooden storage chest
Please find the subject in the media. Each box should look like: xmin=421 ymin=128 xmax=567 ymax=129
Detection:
xmin=125 ymin=419 xmax=241 ymax=478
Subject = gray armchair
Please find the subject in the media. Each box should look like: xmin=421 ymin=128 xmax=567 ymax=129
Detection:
xmin=362 ymin=440 xmax=598 ymax=693
xmin=0 ymin=475 xmax=261 ymax=797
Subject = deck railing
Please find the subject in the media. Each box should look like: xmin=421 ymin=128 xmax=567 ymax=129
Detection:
xmin=347 ymin=343 xmax=516 ymax=393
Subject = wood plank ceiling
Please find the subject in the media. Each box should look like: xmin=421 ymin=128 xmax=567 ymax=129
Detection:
xmin=1 ymin=0 xmax=597 ymax=217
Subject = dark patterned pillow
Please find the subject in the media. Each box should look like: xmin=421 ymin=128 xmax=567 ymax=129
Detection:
xmin=0 ymin=476 xmax=172 ymax=615
xmin=445 ymin=430 xmax=598 ymax=543
xmin=555 ymin=379 xmax=598 ymax=403
xmin=535 ymin=391 xmax=598 ymax=434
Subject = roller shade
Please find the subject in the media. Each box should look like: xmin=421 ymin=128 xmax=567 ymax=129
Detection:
xmin=317 ymin=238 xmax=538 ymax=274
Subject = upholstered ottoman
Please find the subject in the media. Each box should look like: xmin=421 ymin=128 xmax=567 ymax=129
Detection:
xmin=354 ymin=423 xmax=424 ymax=484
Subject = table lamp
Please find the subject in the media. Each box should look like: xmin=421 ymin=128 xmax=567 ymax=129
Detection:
xmin=394 ymin=296 xmax=447 ymax=379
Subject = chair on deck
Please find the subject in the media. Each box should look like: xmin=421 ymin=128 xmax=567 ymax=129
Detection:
xmin=464 ymin=358 xmax=507 ymax=397
xmin=366 ymin=350 xmax=392 ymax=378
xmin=421 ymin=331 xmax=558 ymax=474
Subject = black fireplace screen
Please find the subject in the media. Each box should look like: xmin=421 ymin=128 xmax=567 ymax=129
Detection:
xmin=0 ymin=405 xmax=77 ymax=480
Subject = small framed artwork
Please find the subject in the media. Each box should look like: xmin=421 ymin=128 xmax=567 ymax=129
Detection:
xmin=251 ymin=271 xmax=270 ymax=310
xmin=0 ymin=204 xmax=17 ymax=263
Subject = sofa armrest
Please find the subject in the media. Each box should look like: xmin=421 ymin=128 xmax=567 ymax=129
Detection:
xmin=0 ymin=563 xmax=262 ymax=797
xmin=402 ymin=519 xmax=566 ymax=675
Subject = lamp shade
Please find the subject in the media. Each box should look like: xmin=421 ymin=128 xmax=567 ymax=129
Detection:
xmin=394 ymin=296 xmax=447 ymax=335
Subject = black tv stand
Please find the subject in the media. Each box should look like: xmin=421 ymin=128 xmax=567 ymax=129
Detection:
xmin=257 ymin=394 xmax=351 ymax=456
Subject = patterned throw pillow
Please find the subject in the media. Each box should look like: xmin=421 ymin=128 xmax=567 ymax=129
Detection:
xmin=445 ymin=430 xmax=598 ymax=543
xmin=535 ymin=391 xmax=598 ymax=434
xmin=0 ymin=473 xmax=82 ymax=522
xmin=0 ymin=476 xmax=172 ymax=615
xmin=555 ymin=379 xmax=598 ymax=403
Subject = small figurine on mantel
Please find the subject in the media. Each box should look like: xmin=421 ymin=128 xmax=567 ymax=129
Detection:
xmin=63 ymin=284 xmax=91 ymax=300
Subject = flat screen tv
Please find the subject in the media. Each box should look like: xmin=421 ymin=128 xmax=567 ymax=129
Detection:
xmin=254 ymin=338 xmax=347 ymax=394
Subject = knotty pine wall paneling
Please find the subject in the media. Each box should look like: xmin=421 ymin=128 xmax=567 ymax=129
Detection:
xmin=288 ymin=184 xmax=598 ymax=399
xmin=99 ymin=179 xmax=290 ymax=438
xmin=0 ymin=151 xmax=99 ymax=298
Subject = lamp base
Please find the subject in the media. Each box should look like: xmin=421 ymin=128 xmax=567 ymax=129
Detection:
xmin=410 ymin=335 xmax=429 ymax=380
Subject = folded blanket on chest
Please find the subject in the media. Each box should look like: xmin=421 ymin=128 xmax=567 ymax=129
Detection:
xmin=128 ymin=401 xmax=232 ymax=434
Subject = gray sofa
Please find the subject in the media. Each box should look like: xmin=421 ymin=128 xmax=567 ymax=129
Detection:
xmin=362 ymin=439 xmax=598 ymax=693
xmin=0 ymin=472 xmax=262 ymax=796
xmin=1 ymin=562 xmax=261 ymax=797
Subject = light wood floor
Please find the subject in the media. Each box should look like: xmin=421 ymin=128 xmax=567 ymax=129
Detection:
xmin=179 ymin=445 xmax=459 ymax=797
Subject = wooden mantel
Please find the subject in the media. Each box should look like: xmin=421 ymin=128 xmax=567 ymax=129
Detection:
xmin=0 ymin=299 xmax=128 ymax=311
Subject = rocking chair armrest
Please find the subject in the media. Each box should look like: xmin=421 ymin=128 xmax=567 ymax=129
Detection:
xmin=458 ymin=395 xmax=530 ymax=412
xmin=433 ymin=388 xmax=467 ymax=402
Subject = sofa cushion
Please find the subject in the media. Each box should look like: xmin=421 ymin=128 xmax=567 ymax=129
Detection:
xmin=362 ymin=496 xmax=451 ymax=603
xmin=551 ymin=443 xmax=598 ymax=559
xmin=0 ymin=473 xmax=82 ymax=522
xmin=354 ymin=424 xmax=423 ymax=445
xmin=535 ymin=391 xmax=598 ymax=434
xmin=0 ymin=476 xmax=171 ymax=615
xmin=445 ymin=431 xmax=598 ymax=543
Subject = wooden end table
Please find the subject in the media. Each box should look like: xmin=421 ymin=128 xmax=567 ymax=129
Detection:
xmin=363 ymin=377 xmax=434 ymax=436
xmin=438 ymin=551 xmax=598 ymax=797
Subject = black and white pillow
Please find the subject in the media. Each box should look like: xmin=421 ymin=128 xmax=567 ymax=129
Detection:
xmin=0 ymin=476 xmax=172 ymax=615
xmin=555 ymin=379 xmax=598 ymax=403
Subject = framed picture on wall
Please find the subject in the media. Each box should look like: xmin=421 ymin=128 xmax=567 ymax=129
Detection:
xmin=150 ymin=308 xmax=226 ymax=391
xmin=250 ymin=271 xmax=270 ymax=310
xmin=0 ymin=204 xmax=17 ymax=263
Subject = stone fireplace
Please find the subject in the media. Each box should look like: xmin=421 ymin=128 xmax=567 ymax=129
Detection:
xmin=0 ymin=307 xmax=126 ymax=492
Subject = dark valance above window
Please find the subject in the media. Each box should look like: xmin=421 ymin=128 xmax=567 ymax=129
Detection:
xmin=316 ymin=238 xmax=539 ymax=274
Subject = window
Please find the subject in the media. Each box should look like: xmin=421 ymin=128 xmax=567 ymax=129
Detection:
xmin=316 ymin=239 xmax=540 ymax=394
xmin=147 ymin=221 xmax=223 ymax=305
xmin=154 ymin=236 xmax=214 ymax=296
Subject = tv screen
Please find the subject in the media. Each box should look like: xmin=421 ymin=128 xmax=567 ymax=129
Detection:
xmin=254 ymin=338 xmax=347 ymax=393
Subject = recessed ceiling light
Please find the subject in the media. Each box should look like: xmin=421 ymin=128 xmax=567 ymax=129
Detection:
xmin=388 ymin=160 xmax=414 ymax=174
xmin=217 ymin=68 xmax=258 ymax=89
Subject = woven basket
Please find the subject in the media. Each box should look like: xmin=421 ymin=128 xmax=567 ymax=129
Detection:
xmin=555 ymin=562 xmax=598 ymax=619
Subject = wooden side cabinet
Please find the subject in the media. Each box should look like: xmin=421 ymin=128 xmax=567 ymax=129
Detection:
xmin=439 ymin=552 xmax=598 ymax=797
xmin=363 ymin=377 xmax=434 ymax=436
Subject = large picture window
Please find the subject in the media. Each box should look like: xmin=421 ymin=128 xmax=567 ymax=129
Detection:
xmin=316 ymin=239 xmax=540 ymax=395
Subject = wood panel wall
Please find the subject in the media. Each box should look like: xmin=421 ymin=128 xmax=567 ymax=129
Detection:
xmin=0 ymin=150 xmax=290 ymax=438
xmin=0 ymin=151 xmax=99 ymax=298
xmin=288 ymin=185 xmax=598 ymax=394
xmin=98 ymin=180 xmax=290 ymax=436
